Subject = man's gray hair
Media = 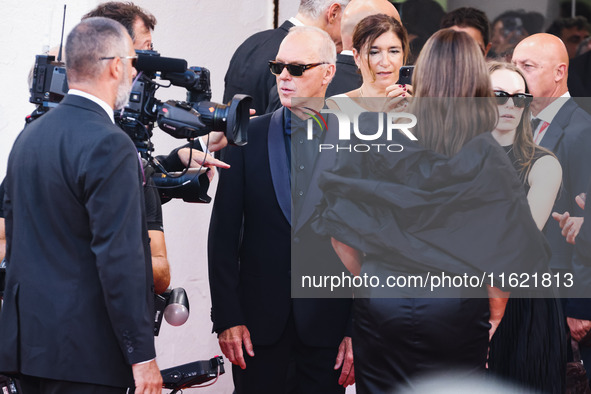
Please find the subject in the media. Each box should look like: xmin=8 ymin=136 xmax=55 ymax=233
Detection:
xmin=287 ymin=26 xmax=337 ymax=65
xmin=65 ymin=17 xmax=130 ymax=83
xmin=298 ymin=0 xmax=350 ymax=20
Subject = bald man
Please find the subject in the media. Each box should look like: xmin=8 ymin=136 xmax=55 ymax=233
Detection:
xmin=513 ymin=33 xmax=591 ymax=372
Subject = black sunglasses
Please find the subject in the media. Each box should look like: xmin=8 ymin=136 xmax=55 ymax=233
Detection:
xmin=99 ymin=55 xmax=138 ymax=68
xmin=268 ymin=61 xmax=327 ymax=77
xmin=494 ymin=90 xmax=533 ymax=108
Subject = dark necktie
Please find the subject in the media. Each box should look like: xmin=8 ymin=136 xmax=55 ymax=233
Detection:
xmin=531 ymin=118 xmax=542 ymax=136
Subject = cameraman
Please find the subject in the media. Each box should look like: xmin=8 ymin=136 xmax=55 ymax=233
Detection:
xmin=82 ymin=2 xmax=229 ymax=294
xmin=83 ymin=1 xmax=229 ymax=155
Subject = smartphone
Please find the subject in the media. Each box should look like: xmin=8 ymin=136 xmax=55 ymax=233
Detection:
xmin=397 ymin=65 xmax=414 ymax=85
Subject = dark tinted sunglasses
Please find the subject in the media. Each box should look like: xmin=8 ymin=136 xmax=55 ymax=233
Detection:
xmin=268 ymin=61 xmax=327 ymax=77
xmin=99 ymin=55 xmax=138 ymax=68
xmin=494 ymin=90 xmax=533 ymax=108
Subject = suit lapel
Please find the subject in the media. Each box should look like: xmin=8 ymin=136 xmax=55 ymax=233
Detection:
xmin=268 ymin=108 xmax=291 ymax=225
xmin=540 ymin=123 xmax=564 ymax=152
xmin=540 ymin=99 xmax=576 ymax=151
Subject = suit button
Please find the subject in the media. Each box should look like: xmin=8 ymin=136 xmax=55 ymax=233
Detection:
xmin=293 ymin=237 xmax=300 ymax=244
xmin=128 ymin=347 xmax=134 ymax=353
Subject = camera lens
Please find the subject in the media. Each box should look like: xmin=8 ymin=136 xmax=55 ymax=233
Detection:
xmin=191 ymin=94 xmax=252 ymax=146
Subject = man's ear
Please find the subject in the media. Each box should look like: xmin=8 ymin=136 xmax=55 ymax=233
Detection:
xmin=108 ymin=57 xmax=123 ymax=80
xmin=326 ymin=2 xmax=342 ymax=25
xmin=555 ymin=62 xmax=567 ymax=83
xmin=323 ymin=63 xmax=336 ymax=85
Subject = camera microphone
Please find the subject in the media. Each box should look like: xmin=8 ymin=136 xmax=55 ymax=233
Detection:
xmin=136 ymin=54 xmax=187 ymax=73
xmin=164 ymin=287 xmax=190 ymax=326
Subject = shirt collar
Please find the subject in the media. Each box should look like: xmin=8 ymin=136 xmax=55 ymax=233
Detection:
xmin=534 ymin=91 xmax=571 ymax=124
xmin=68 ymin=89 xmax=115 ymax=124
xmin=289 ymin=17 xmax=305 ymax=27
xmin=340 ymin=50 xmax=354 ymax=57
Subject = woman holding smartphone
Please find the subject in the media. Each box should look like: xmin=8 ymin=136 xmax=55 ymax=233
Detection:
xmin=327 ymin=13 xmax=410 ymax=113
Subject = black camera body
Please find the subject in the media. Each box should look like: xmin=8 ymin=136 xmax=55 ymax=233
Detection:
xmin=26 ymin=50 xmax=251 ymax=203
xmin=27 ymin=55 xmax=68 ymax=121
xmin=161 ymin=356 xmax=225 ymax=392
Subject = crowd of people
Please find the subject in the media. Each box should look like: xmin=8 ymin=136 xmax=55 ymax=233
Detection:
xmin=2 ymin=1 xmax=591 ymax=394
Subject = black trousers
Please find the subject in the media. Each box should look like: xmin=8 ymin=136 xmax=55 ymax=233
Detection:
xmin=19 ymin=375 xmax=128 ymax=394
xmin=232 ymin=312 xmax=345 ymax=394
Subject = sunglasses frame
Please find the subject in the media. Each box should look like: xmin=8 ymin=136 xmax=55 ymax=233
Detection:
xmin=494 ymin=90 xmax=533 ymax=108
xmin=268 ymin=61 xmax=328 ymax=77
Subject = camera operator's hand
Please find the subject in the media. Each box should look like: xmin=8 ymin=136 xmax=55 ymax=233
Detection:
xmin=218 ymin=325 xmax=255 ymax=370
xmin=132 ymin=359 xmax=163 ymax=394
xmin=203 ymin=131 xmax=228 ymax=152
xmin=177 ymin=148 xmax=230 ymax=182
xmin=178 ymin=148 xmax=229 ymax=169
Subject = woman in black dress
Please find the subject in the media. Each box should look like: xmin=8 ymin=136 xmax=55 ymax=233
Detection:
xmin=487 ymin=61 xmax=566 ymax=393
xmin=315 ymin=29 xmax=552 ymax=393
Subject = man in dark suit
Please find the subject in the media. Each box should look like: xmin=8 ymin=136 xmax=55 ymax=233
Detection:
xmin=0 ymin=17 xmax=161 ymax=394
xmin=223 ymin=0 xmax=349 ymax=115
xmin=209 ymin=26 xmax=353 ymax=394
xmin=513 ymin=33 xmax=591 ymax=369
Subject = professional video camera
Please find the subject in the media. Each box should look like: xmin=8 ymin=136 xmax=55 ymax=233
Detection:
xmin=118 ymin=50 xmax=251 ymax=203
xmin=28 ymin=50 xmax=252 ymax=203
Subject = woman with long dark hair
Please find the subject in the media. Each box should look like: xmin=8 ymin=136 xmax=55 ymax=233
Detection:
xmin=315 ymin=29 xmax=551 ymax=393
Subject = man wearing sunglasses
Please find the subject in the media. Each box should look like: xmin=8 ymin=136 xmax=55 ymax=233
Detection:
xmin=0 ymin=18 xmax=162 ymax=394
xmin=209 ymin=26 xmax=354 ymax=394
xmin=513 ymin=33 xmax=591 ymax=378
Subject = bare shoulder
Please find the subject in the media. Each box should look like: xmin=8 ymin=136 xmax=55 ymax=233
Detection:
xmin=528 ymin=154 xmax=562 ymax=186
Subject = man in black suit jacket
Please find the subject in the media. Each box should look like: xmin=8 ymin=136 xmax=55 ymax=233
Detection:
xmin=223 ymin=0 xmax=349 ymax=115
xmin=513 ymin=33 xmax=591 ymax=367
xmin=209 ymin=26 xmax=353 ymax=394
xmin=0 ymin=18 xmax=161 ymax=394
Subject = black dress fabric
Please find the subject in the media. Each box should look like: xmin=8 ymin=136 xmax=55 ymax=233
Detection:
xmin=488 ymin=144 xmax=567 ymax=394
xmin=314 ymin=133 xmax=553 ymax=393
xmin=315 ymin=133 xmax=551 ymax=284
